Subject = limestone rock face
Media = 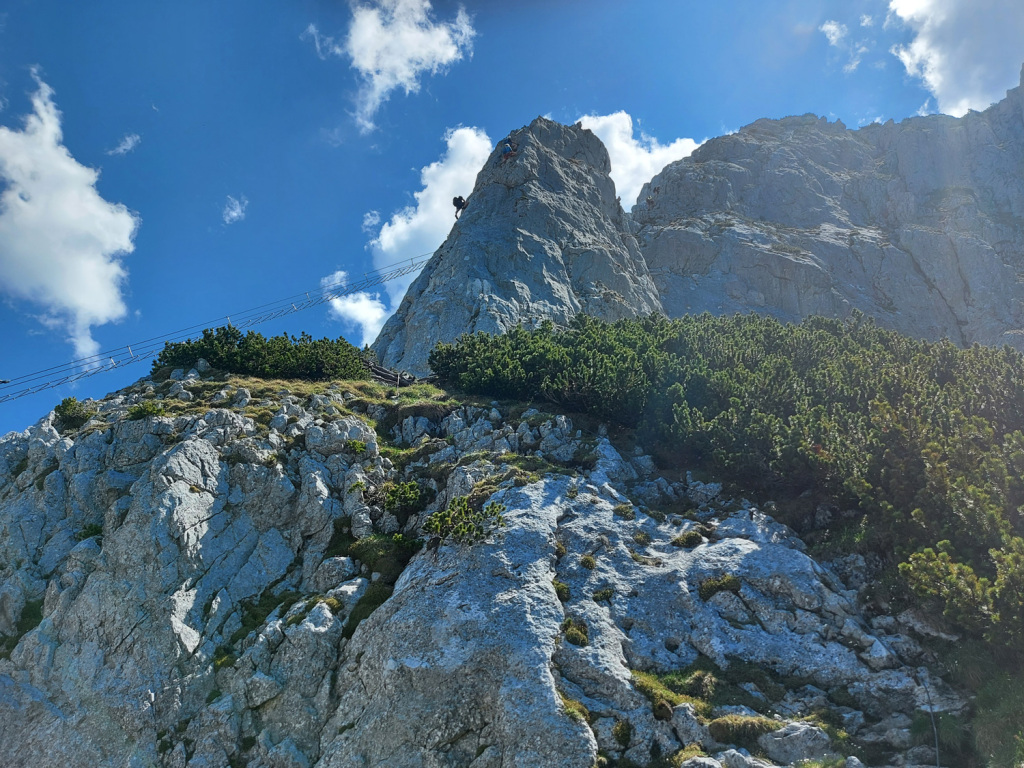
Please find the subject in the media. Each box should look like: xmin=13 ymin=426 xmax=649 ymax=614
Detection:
xmin=375 ymin=68 xmax=1024 ymax=372
xmin=636 ymin=66 xmax=1024 ymax=350
xmin=0 ymin=374 xmax=967 ymax=767
xmin=373 ymin=116 xmax=663 ymax=375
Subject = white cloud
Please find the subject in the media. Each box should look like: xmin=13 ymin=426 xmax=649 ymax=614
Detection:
xmin=307 ymin=1 xmax=475 ymax=133
xmin=820 ymin=20 xmax=848 ymax=46
xmin=889 ymin=0 xmax=1024 ymax=116
xmin=107 ymin=132 xmax=141 ymax=156
xmin=577 ymin=112 xmax=699 ymax=208
xmin=861 ymin=14 xmax=875 ymax=27
xmin=366 ymin=125 xmax=491 ymax=306
xmin=362 ymin=210 xmax=381 ymax=232
xmin=320 ymin=270 xmax=389 ymax=347
xmin=222 ymin=195 xmax=248 ymax=225
xmin=0 ymin=72 xmax=138 ymax=358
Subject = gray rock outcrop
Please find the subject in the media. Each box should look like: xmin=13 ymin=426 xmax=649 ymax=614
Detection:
xmin=0 ymin=374 xmax=965 ymax=766
xmin=375 ymin=66 xmax=1024 ymax=374
xmin=373 ymin=117 xmax=663 ymax=374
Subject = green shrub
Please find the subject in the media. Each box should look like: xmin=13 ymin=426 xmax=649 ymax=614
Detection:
xmin=561 ymin=617 xmax=589 ymax=647
xmin=54 ymin=397 xmax=94 ymax=429
xmin=592 ymin=586 xmax=614 ymax=602
xmin=423 ymin=497 xmax=506 ymax=544
xmin=580 ymin=554 xmax=596 ymax=570
xmin=346 ymin=440 xmax=367 ymax=455
xmin=553 ymin=580 xmax=571 ymax=602
xmin=559 ymin=692 xmax=591 ymax=724
xmin=612 ymin=719 xmax=632 ymax=747
xmin=634 ymin=531 xmax=652 ymax=546
xmin=127 ymin=400 xmax=165 ymax=420
xmin=699 ymin=574 xmax=742 ymax=601
xmin=349 ymin=534 xmax=422 ymax=582
xmin=707 ymin=715 xmax=778 ymax=750
xmin=154 ymin=326 xmax=368 ymax=381
xmin=75 ymin=523 xmax=104 ymax=541
xmin=671 ymin=530 xmax=703 ymax=548
xmin=613 ymin=504 xmax=636 ymax=520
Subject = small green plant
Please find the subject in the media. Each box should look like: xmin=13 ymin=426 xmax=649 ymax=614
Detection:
xmin=561 ymin=617 xmax=589 ymax=646
xmin=698 ymin=574 xmax=742 ymax=601
xmin=559 ymin=691 xmax=591 ymax=724
xmin=554 ymin=539 xmax=567 ymax=559
xmin=592 ymin=586 xmax=614 ymax=602
xmin=634 ymin=531 xmax=652 ymax=546
xmin=566 ymin=483 xmax=579 ymax=499
xmin=54 ymin=397 xmax=94 ymax=430
xmin=580 ymin=554 xmax=596 ymax=570
xmin=423 ymin=497 xmax=506 ymax=544
xmin=672 ymin=530 xmax=703 ymax=548
xmin=612 ymin=719 xmax=632 ymax=748
xmin=75 ymin=523 xmax=104 ymax=541
xmin=345 ymin=439 xmax=367 ymax=455
xmin=553 ymin=580 xmax=571 ymax=602
xmin=348 ymin=480 xmax=366 ymax=495
xmin=613 ymin=503 xmax=636 ymax=521
xmin=127 ymin=400 xmax=165 ymax=420
xmin=707 ymin=714 xmax=778 ymax=750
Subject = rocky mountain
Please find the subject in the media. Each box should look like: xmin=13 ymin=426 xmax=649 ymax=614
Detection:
xmin=374 ymin=66 xmax=1024 ymax=374
xmin=373 ymin=118 xmax=663 ymax=374
xmin=0 ymin=365 xmax=964 ymax=767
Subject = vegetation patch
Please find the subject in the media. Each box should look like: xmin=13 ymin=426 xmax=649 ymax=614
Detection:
xmin=75 ymin=523 xmax=104 ymax=541
xmin=423 ymin=497 xmax=506 ymax=544
xmin=229 ymin=589 xmax=302 ymax=646
xmin=349 ymin=534 xmax=422 ymax=582
xmin=671 ymin=530 xmax=703 ymax=548
xmin=0 ymin=599 xmax=44 ymax=660
xmin=698 ymin=574 xmax=742 ymax=601
xmin=54 ymin=397 xmax=95 ymax=430
xmin=561 ymin=617 xmax=589 ymax=647
xmin=154 ymin=325 xmax=369 ymax=381
xmin=613 ymin=504 xmax=636 ymax=521
xmin=559 ymin=691 xmax=591 ymax=724
xmin=580 ymin=554 xmax=596 ymax=570
xmin=707 ymin=714 xmax=778 ymax=751
xmin=631 ymin=670 xmax=712 ymax=719
xmin=592 ymin=586 xmax=614 ymax=602
xmin=342 ymin=582 xmax=394 ymax=639
xmin=127 ymin=400 xmax=165 ymax=420
xmin=553 ymin=579 xmax=571 ymax=602
xmin=612 ymin=719 xmax=632 ymax=748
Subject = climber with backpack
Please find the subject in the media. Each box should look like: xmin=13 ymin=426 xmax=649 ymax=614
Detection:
xmin=453 ymin=195 xmax=467 ymax=219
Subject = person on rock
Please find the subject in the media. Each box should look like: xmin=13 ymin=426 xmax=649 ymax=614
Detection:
xmin=500 ymin=141 xmax=517 ymax=162
xmin=453 ymin=195 xmax=467 ymax=219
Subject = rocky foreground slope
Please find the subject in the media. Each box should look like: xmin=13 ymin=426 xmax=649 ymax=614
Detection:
xmin=0 ymin=365 xmax=964 ymax=767
xmin=375 ymin=66 xmax=1024 ymax=374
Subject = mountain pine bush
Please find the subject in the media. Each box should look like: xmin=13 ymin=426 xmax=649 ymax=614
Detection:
xmin=154 ymin=325 xmax=368 ymax=381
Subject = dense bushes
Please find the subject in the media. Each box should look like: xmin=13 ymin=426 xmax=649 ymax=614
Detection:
xmin=154 ymin=325 xmax=368 ymax=381
xmin=429 ymin=312 xmax=1024 ymax=659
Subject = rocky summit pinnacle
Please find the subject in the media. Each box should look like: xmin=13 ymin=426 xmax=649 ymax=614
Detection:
xmin=372 ymin=117 xmax=663 ymax=374
xmin=376 ymin=67 xmax=1024 ymax=374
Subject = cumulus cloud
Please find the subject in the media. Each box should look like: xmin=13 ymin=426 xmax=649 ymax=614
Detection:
xmin=0 ymin=72 xmax=138 ymax=358
xmin=222 ymin=195 xmax=248 ymax=225
xmin=889 ymin=0 xmax=1024 ymax=116
xmin=578 ymin=112 xmax=699 ymax=207
xmin=366 ymin=125 xmax=491 ymax=306
xmin=107 ymin=132 xmax=141 ymax=156
xmin=306 ymin=1 xmax=475 ymax=133
xmin=320 ymin=270 xmax=389 ymax=347
xmin=820 ymin=20 xmax=848 ymax=46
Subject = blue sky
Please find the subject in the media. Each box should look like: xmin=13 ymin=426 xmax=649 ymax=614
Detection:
xmin=2 ymin=0 xmax=1024 ymax=435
